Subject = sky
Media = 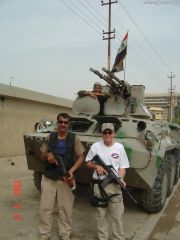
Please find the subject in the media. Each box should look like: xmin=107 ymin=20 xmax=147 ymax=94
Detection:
xmin=0 ymin=0 xmax=180 ymax=100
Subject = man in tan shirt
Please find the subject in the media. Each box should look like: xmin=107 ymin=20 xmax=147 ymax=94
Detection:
xmin=39 ymin=112 xmax=85 ymax=240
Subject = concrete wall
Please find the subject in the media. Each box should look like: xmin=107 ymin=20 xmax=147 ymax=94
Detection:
xmin=0 ymin=83 xmax=73 ymax=157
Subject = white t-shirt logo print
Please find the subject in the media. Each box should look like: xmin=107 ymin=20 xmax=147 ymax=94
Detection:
xmin=111 ymin=153 xmax=119 ymax=159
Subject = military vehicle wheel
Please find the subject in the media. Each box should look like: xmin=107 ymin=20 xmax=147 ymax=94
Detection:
xmin=174 ymin=150 xmax=180 ymax=184
xmin=141 ymin=160 xmax=168 ymax=213
xmin=167 ymin=155 xmax=176 ymax=197
xmin=33 ymin=171 xmax=43 ymax=191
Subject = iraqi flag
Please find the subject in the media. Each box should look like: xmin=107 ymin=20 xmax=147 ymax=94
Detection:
xmin=111 ymin=32 xmax=128 ymax=72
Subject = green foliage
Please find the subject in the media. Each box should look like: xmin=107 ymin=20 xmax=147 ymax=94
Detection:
xmin=172 ymin=118 xmax=180 ymax=125
xmin=174 ymin=105 xmax=180 ymax=120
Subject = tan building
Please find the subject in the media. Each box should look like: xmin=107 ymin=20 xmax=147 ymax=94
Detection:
xmin=145 ymin=92 xmax=180 ymax=121
xmin=0 ymin=83 xmax=73 ymax=157
xmin=149 ymin=107 xmax=164 ymax=120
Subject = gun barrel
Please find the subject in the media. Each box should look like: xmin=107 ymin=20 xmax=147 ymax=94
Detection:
xmin=90 ymin=67 xmax=117 ymax=88
xmin=102 ymin=67 xmax=124 ymax=86
xmin=89 ymin=68 xmax=104 ymax=79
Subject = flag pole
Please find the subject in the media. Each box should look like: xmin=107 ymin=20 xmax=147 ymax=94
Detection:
xmin=123 ymin=58 xmax=126 ymax=81
xmin=123 ymin=30 xmax=129 ymax=81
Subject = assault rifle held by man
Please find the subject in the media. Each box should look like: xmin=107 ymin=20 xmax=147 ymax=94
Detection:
xmin=42 ymin=141 xmax=76 ymax=190
xmin=92 ymin=154 xmax=137 ymax=204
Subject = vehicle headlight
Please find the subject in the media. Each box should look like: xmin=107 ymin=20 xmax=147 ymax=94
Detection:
xmin=144 ymin=130 xmax=155 ymax=140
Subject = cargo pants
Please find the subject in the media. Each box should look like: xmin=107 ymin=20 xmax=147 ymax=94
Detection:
xmin=39 ymin=175 xmax=74 ymax=240
xmin=94 ymin=183 xmax=125 ymax=240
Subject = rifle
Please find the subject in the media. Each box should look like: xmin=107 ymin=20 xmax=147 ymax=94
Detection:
xmin=43 ymin=141 xmax=76 ymax=190
xmin=92 ymin=154 xmax=137 ymax=204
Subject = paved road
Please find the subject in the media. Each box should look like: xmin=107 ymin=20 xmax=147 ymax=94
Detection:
xmin=0 ymin=156 xmax=179 ymax=240
xmin=148 ymin=184 xmax=180 ymax=240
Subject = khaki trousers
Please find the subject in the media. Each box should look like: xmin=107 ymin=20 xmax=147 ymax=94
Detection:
xmin=94 ymin=183 xmax=125 ymax=240
xmin=39 ymin=175 xmax=74 ymax=240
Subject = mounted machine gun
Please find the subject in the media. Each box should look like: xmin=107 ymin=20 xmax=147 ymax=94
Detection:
xmin=90 ymin=67 xmax=131 ymax=99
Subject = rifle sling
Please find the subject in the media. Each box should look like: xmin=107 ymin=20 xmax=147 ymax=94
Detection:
xmin=92 ymin=178 xmax=120 ymax=203
xmin=101 ymin=175 xmax=114 ymax=188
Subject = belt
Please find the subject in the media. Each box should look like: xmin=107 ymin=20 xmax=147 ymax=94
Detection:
xmin=92 ymin=179 xmax=116 ymax=184
xmin=92 ymin=179 xmax=103 ymax=184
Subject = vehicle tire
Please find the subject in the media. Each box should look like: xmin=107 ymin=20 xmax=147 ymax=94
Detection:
xmin=174 ymin=149 xmax=180 ymax=184
xmin=141 ymin=160 xmax=168 ymax=213
xmin=167 ymin=154 xmax=176 ymax=197
xmin=33 ymin=171 xmax=43 ymax=191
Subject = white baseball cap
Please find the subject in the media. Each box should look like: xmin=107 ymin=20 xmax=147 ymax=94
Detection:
xmin=101 ymin=123 xmax=114 ymax=132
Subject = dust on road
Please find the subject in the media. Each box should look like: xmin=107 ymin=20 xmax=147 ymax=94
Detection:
xmin=148 ymin=184 xmax=180 ymax=240
xmin=1 ymin=155 xmax=179 ymax=240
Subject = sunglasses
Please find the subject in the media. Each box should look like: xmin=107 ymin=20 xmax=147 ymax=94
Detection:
xmin=58 ymin=120 xmax=69 ymax=125
xmin=102 ymin=130 xmax=113 ymax=135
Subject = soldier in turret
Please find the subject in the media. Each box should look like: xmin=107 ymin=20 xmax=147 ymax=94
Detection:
xmin=77 ymin=82 xmax=111 ymax=115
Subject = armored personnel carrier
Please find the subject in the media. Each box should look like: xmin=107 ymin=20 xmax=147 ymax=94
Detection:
xmin=24 ymin=67 xmax=180 ymax=213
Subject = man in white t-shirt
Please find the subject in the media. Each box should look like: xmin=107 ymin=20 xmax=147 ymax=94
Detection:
xmin=85 ymin=123 xmax=129 ymax=240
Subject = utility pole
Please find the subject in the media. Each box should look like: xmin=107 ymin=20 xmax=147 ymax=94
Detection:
xmin=101 ymin=0 xmax=117 ymax=71
xmin=168 ymin=72 xmax=175 ymax=123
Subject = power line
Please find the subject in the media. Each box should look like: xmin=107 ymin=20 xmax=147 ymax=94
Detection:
xmin=79 ymin=1 xmax=167 ymax=79
xmin=118 ymin=1 xmax=172 ymax=73
xmin=60 ymin=0 xmax=101 ymax=35
xmin=115 ymin=32 xmax=161 ymax=75
xmin=80 ymin=0 xmax=157 ymax=75
xmin=77 ymin=0 xmax=106 ymax=28
xmin=59 ymin=0 xmax=171 ymax=83
xmin=113 ymin=14 xmax=168 ymax=77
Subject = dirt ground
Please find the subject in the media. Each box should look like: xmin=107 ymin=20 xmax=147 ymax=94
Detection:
xmin=0 ymin=156 xmax=179 ymax=240
xmin=148 ymin=184 xmax=180 ymax=240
